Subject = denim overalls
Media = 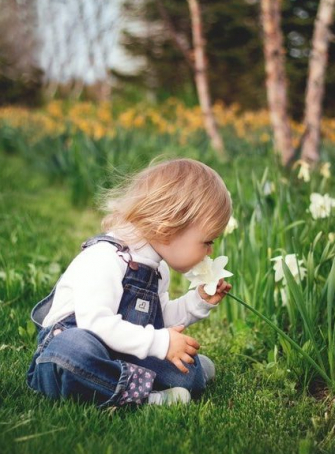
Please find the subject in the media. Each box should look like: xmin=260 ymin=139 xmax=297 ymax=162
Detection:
xmin=27 ymin=235 xmax=206 ymax=407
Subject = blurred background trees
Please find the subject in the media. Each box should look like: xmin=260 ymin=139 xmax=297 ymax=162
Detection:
xmin=0 ymin=0 xmax=124 ymax=105
xmin=0 ymin=0 xmax=42 ymax=106
xmin=37 ymin=0 xmax=121 ymax=101
xmin=1 ymin=0 xmax=334 ymax=120
xmin=0 ymin=0 xmax=334 ymax=162
xmin=121 ymin=0 xmax=335 ymax=120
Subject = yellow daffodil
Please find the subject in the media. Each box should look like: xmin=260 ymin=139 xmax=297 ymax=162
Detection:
xmin=320 ymin=162 xmax=331 ymax=179
xmin=328 ymin=233 xmax=335 ymax=243
xmin=294 ymin=160 xmax=311 ymax=182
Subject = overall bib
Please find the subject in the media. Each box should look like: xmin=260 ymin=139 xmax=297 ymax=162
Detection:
xmin=27 ymin=235 xmax=206 ymax=407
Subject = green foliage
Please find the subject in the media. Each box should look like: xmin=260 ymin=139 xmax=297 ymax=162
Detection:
xmin=1 ymin=123 xmax=265 ymax=207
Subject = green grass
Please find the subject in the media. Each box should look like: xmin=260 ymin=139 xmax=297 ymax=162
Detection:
xmin=1 ymin=152 xmax=335 ymax=454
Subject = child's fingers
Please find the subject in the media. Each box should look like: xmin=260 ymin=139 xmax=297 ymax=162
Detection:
xmin=222 ymin=285 xmax=232 ymax=294
xmin=217 ymin=279 xmax=230 ymax=289
xmin=185 ymin=344 xmax=198 ymax=357
xmin=217 ymin=280 xmax=232 ymax=294
xmin=185 ymin=336 xmax=200 ymax=350
xmin=223 ymin=285 xmax=232 ymax=295
xmin=173 ymin=358 xmax=190 ymax=374
xmin=181 ymin=353 xmax=195 ymax=364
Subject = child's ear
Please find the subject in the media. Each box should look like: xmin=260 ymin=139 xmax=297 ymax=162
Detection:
xmin=155 ymin=227 xmax=173 ymax=245
xmin=158 ymin=238 xmax=171 ymax=246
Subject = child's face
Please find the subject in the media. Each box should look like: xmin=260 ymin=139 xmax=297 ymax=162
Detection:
xmin=151 ymin=225 xmax=216 ymax=274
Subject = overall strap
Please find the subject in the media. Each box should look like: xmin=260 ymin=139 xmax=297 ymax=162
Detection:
xmin=81 ymin=235 xmax=129 ymax=253
xmin=81 ymin=235 xmax=140 ymax=271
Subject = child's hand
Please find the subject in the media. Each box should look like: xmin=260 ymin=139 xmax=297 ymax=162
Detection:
xmin=198 ymin=279 xmax=232 ymax=305
xmin=166 ymin=326 xmax=200 ymax=374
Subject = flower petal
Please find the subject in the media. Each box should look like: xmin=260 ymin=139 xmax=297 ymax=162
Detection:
xmin=187 ymin=276 xmax=206 ymax=289
xmin=213 ymin=256 xmax=228 ymax=269
xmin=221 ymin=269 xmax=234 ymax=278
xmin=204 ymin=282 xmax=217 ymax=296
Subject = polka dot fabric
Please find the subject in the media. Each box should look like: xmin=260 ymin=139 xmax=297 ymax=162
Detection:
xmin=118 ymin=363 xmax=156 ymax=405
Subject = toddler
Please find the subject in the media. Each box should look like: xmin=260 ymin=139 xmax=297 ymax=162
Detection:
xmin=27 ymin=158 xmax=232 ymax=407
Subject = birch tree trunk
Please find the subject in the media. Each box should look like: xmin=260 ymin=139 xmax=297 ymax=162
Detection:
xmin=301 ymin=0 xmax=335 ymax=164
xmin=156 ymin=0 xmax=225 ymax=157
xmin=187 ymin=0 xmax=225 ymax=158
xmin=260 ymin=0 xmax=294 ymax=166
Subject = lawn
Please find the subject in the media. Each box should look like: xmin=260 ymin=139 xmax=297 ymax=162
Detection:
xmin=1 ymin=117 xmax=335 ymax=453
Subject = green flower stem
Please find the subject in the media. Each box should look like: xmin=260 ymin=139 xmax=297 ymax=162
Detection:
xmin=226 ymin=292 xmax=333 ymax=387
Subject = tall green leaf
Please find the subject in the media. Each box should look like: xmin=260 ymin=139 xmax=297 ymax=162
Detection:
xmin=282 ymin=260 xmax=326 ymax=374
xmin=227 ymin=292 xmax=332 ymax=387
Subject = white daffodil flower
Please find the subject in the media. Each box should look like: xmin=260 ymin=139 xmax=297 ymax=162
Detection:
xmin=224 ymin=216 xmax=238 ymax=235
xmin=309 ymin=193 xmax=335 ymax=220
xmin=271 ymin=254 xmax=306 ymax=284
xmin=320 ymin=162 xmax=331 ymax=179
xmin=263 ymin=180 xmax=275 ymax=196
xmin=184 ymin=255 xmax=233 ymax=296
xmin=275 ymin=287 xmax=288 ymax=306
xmin=280 ymin=287 xmax=288 ymax=307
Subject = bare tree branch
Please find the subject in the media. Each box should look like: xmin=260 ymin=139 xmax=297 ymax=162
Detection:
xmin=156 ymin=0 xmax=194 ymax=69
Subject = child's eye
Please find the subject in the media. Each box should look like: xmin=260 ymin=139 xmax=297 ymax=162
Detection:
xmin=204 ymin=240 xmax=214 ymax=246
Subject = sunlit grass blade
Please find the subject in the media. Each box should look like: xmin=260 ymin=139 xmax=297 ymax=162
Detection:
xmin=248 ymin=211 xmax=257 ymax=252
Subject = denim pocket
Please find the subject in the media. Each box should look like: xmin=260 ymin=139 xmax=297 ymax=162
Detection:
xmin=121 ymin=284 xmax=159 ymax=327
xmin=36 ymin=320 xmax=66 ymax=354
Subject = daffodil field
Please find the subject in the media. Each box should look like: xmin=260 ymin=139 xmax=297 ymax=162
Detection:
xmin=1 ymin=99 xmax=335 ymax=145
xmin=1 ymin=99 xmax=335 ymax=452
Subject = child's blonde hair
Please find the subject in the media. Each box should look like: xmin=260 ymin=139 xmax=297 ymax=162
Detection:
xmin=101 ymin=158 xmax=232 ymax=244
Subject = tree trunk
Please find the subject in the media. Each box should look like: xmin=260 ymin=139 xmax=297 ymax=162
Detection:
xmin=156 ymin=0 xmax=225 ymax=157
xmin=301 ymin=0 xmax=335 ymax=164
xmin=187 ymin=0 xmax=225 ymax=158
xmin=260 ymin=0 xmax=294 ymax=166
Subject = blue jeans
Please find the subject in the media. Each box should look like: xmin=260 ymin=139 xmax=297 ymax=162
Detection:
xmin=27 ymin=318 xmax=130 ymax=407
xmin=27 ymin=236 xmax=206 ymax=407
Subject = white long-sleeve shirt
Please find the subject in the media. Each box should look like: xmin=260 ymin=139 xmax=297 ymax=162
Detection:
xmin=42 ymin=233 xmax=217 ymax=360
